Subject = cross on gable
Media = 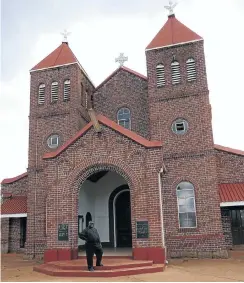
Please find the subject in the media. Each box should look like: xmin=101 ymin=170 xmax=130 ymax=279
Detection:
xmin=115 ymin=53 xmax=128 ymax=66
xmin=61 ymin=29 xmax=71 ymax=43
xmin=164 ymin=0 xmax=178 ymax=16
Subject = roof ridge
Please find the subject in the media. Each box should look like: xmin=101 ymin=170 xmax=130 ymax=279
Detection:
xmin=214 ymin=144 xmax=244 ymax=156
xmin=43 ymin=114 xmax=162 ymax=159
xmin=95 ymin=66 xmax=147 ymax=90
xmin=53 ymin=43 xmax=66 ymax=66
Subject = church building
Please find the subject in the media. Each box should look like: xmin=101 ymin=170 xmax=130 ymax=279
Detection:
xmin=1 ymin=7 xmax=244 ymax=265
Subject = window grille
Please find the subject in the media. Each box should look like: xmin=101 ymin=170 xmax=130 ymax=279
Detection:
xmin=186 ymin=58 xmax=197 ymax=81
xmin=63 ymin=80 xmax=71 ymax=101
xmin=176 ymin=182 xmax=197 ymax=228
xmin=156 ymin=64 xmax=165 ymax=87
xmin=38 ymin=84 xmax=45 ymax=104
xmin=117 ymin=108 xmax=131 ymax=130
xmin=51 ymin=82 xmax=58 ymax=102
xmin=171 ymin=61 xmax=181 ymax=84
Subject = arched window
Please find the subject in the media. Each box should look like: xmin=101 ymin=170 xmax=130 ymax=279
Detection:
xmin=51 ymin=82 xmax=58 ymax=102
xmin=186 ymin=58 xmax=197 ymax=81
xmin=117 ymin=108 xmax=131 ymax=130
xmin=38 ymin=84 xmax=45 ymax=104
xmin=63 ymin=79 xmax=70 ymax=101
xmin=176 ymin=182 xmax=197 ymax=228
xmin=171 ymin=61 xmax=181 ymax=85
xmin=156 ymin=64 xmax=165 ymax=87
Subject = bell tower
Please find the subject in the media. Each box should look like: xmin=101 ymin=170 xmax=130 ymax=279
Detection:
xmin=26 ymin=34 xmax=94 ymax=258
xmin=145 ymin=3 xmax=227 ymax=257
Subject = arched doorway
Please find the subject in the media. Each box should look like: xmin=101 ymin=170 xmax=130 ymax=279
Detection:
xmin=78 ymin=170 xmax=132 ymax=249
xmin=114 ymin=190 xmax=132 ymax=247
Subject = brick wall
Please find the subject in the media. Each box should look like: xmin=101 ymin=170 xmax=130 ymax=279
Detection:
xmin=42 ymin=125 xmax=164 ymax=256
xmin=1 ymin=218 xmax=9 ymax=253
xmin=220 ymin=208 xmax=233 ymax=249
xmin=215 ymin=150 xmax=244 ymax=183
xmin=1 ymin=175 xmax=28 ymax=195
xmin=25 ymin=63 xmax=94 ymax=259
xmin=94 ymin=69 xmax=150 ymax=138
xmin=162 ymin=153 xmax=227 ymax=258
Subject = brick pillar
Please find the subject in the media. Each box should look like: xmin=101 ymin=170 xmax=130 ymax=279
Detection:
xmin=1 ymin=218 xmax=10 ymax=253
xmin=9 ymin=218 xmax=21 ymax=252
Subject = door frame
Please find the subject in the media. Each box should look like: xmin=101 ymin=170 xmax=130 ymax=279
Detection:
xmin=113 ymin=189 xmax=130 ymax=248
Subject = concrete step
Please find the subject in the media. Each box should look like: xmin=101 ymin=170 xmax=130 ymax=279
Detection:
xmin=34 ymin=263 xmax=165 ymax=277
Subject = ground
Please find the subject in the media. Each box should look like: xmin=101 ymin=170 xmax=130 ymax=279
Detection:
xmin=1 ymin=251 xmax=244 ymax=282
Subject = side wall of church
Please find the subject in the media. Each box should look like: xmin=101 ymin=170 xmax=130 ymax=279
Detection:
xmin=215 ymin=150 xmax=244 ymax=183
xmin=1 ymin=218 xmax=10 ymax=253
xmin=162 ymin=153 xmax=228 ymax=258
xmin=94 ymin=69 xmax=150 ymax=138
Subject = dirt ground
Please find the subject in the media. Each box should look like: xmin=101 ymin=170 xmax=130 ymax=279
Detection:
xmin=1 ymin=251 xmax=244 ymax=282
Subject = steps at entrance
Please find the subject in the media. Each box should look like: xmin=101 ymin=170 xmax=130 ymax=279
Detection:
xmin=34 ymin=259 xmax=165 ymax=277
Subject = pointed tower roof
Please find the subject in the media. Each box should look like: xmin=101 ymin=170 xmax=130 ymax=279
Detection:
xmin=31 ymin=42 xmax=78 ymax=71
xmin=146 ymin=14 xmax=203 ymax=51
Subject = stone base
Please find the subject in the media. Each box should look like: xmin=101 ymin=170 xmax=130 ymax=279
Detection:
xmin=133 ymin=247 xmax=166 ymax=264
xmin=169 ymin=249 xmax=229 ymax=259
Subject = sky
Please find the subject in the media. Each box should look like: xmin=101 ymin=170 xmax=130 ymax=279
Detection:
xmin=0 ymin=0 xmax=244 ymax=182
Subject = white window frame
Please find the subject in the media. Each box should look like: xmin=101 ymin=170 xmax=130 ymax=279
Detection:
xmin=117 ymin=108 xmax=131 ymax=130
xmin=172 ymin=119 xmax=188 ymax=135
xmin=156 ymin=64 xmax=165 ymax=87
xmin=186 ymin=58 xmax=197 ymax=82
xmin=171 ymin=60 xmax=181 ymax=85
xmin=38 ymin=84 xmax=45 ymax=105
xmin=63 ymin=79 xmax=71 ymax=101
xmin=47 ymin=134 xmax=60 ymax=149
xmin=176 ymin=182 xmax=197 ymax=229
xmin=51 ymin=81 xmax=59 ymax=102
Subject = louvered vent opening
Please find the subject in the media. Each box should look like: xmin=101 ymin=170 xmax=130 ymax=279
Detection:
xmin=156 ymin=64 xmax=165 ymax=87
xmin=171 ymin=61 xmax=181 ymax=85
xmin=38 ymin=84 xmax=45 ymax=104
xmin=64 ymin=80 xmax=71 ymax=101
xmin=186 ymin=58 xmax=197 ymax=81
xmin=51 ymin=82 xmax=58 ymax=102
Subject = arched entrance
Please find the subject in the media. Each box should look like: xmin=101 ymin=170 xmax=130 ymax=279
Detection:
xmin=78 ymin=170 xmax=132 ymax=250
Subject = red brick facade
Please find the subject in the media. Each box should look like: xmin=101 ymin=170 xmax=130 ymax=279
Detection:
xmin=1 ymin=14 xmax=244 ymax=261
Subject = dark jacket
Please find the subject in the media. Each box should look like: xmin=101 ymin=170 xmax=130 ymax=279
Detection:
xmin=79 ymin=227 xmax=101 ymax=244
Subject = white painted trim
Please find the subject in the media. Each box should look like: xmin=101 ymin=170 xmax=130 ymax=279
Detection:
xmin=1 ymin=213 xmax=27 ymax=218
xmin=146 ymin=39 xmax=203 ymax=52
xmin=113 ymin=189 xmax=130 ymax=248
xmin=220 ymin=201 xmax=244 ymax=207
xmin=30 ymin=62 xmax=95 ymax=88
xmin=30 ymin=62 xmax=78 ymax=73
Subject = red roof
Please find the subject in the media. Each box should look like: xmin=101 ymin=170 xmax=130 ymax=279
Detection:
xmin=215 ymin=144 xmax=244 ymax=157
xmin=219 ymin=183 xmax=244 ymax=203
xmin=1 ymin=196 xmax=27 ymax=215
xmin=146 ymin=14 xmax=202 ymax=50
xmin=96 ymin=66 xmax=147 ymax=90
xmin=44 ymin=114 xmax=162 ymax=159
xmin=1 ymin=172 xmax=28 ymax=185
xmin=31 ymin=42 xmax=78 ymax=71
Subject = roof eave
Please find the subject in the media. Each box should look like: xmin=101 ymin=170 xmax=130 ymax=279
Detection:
xmin=146 ymin=38 xmax=204 ymax=52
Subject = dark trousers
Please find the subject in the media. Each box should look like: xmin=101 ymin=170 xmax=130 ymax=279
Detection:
xmin=85 ymin=243 xmax=103 ymax=268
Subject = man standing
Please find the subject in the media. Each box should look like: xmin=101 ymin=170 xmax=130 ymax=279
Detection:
xmin=79 ymin=221 xmax=103 ymax=271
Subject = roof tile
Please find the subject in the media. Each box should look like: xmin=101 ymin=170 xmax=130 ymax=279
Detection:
xmin=146 ymin=15 xmax=202 ymax=50
xmin=219 ymin=183 xmax=244 ymax=202
xmin=1 ymin=196 xmax=27 ymax=215
xmin=31 ymin=43 xmax=78 ymax=71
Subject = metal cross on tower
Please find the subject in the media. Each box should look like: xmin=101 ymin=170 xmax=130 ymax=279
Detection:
xmin=61 ymin=29 xmax=71 ymax=43
xmin=115 ymin=53 xmax=128 ymax=67
xmin=164 ymin=0 xmax=178 ymax=16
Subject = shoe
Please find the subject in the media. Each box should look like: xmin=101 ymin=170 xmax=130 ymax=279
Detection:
xmin=96 ymin=263 xmax=103 ymax=266
xmin=88 ymin=267 xmax=95 ymax=271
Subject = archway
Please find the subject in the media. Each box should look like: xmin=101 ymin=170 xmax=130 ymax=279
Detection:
xmin=78 ymin=170 xmax=132 ymax=250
